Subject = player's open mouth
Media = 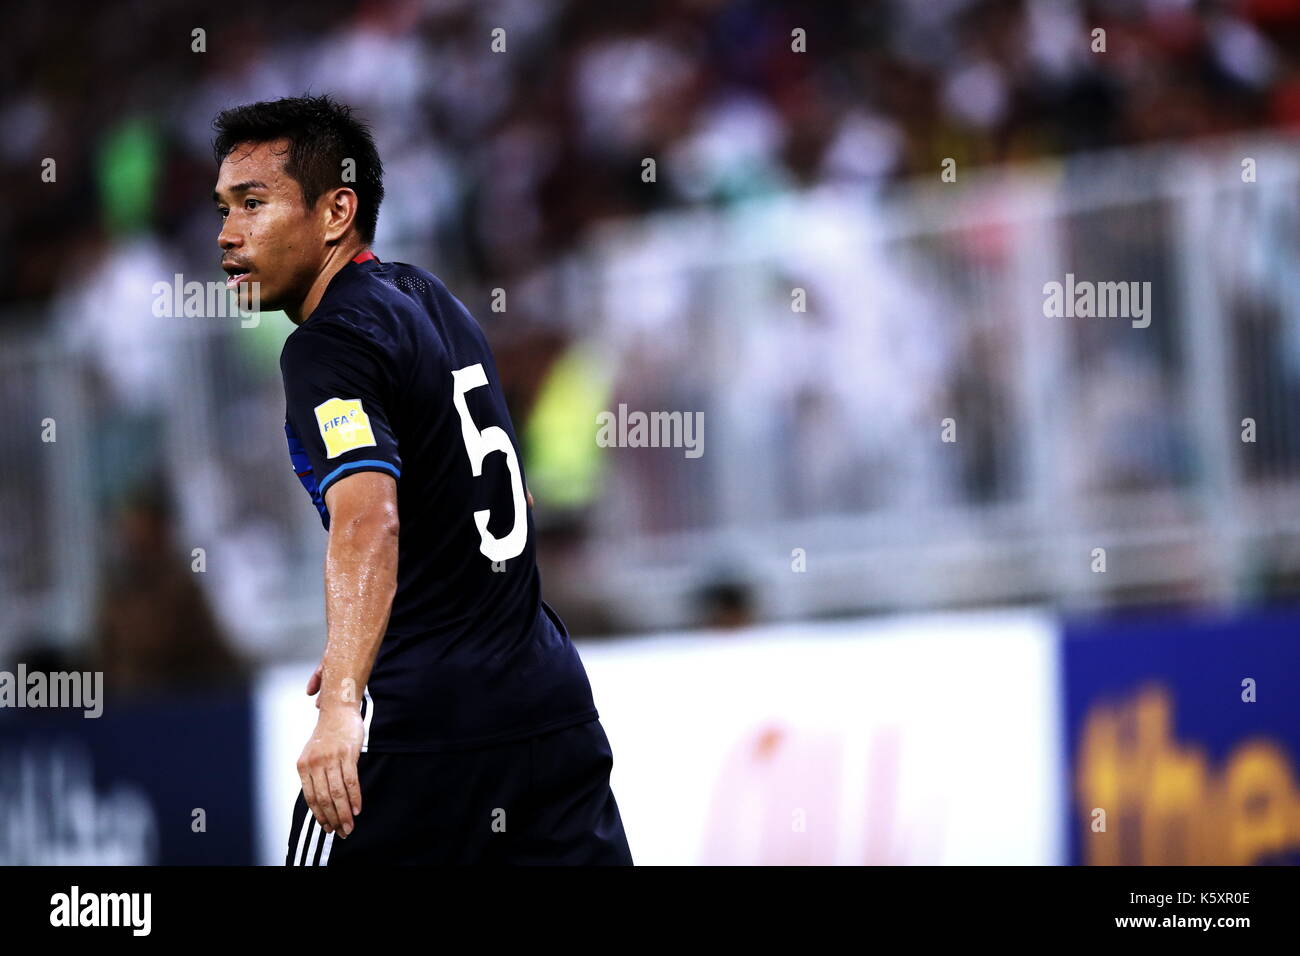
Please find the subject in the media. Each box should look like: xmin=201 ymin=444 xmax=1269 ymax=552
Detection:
xmin=226 ymin=271 xmax=251 ymax=289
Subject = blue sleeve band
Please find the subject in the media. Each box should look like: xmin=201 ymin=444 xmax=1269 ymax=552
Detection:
xmin=318 ymin=459 xmax=401 ymax=496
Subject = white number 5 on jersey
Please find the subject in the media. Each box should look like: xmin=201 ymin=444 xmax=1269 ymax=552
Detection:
xmin=451 ymin=363 xmax=527 ymax=562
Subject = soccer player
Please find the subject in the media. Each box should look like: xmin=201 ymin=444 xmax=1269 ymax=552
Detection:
xmin=211 ymin=95 xmax=632 ymax=865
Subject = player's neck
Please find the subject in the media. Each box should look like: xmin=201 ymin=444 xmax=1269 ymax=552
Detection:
xmin=289 ymin=240 xmax=368 ymax=326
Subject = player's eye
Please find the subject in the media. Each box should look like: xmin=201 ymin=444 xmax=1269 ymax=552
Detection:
xmin=245 ymin=198 xmax=261 ymax=210
xmin=218 ymin=206 xmax=229 ymax=219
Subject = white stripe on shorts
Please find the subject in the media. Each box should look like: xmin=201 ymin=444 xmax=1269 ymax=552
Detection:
xmin=361 ymin=686 xmax=375 ymax=752
xmin=304 ymin=817 xmax=322 ymax=865
xmin=292 ymin=811 xmax=312 ymax=866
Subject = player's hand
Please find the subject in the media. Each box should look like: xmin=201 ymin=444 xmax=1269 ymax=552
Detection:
xmin=297 ymin=701 xmax=364 ymax=838
xmin=306 ymin=660 xmax=323 ymax=707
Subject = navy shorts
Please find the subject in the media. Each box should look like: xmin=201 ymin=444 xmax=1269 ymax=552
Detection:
xmin=285 ymin=718 xmax=633 ymax=865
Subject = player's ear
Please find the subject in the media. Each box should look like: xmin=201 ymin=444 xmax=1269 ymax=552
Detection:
xmin=322 ymin=187 xmax=359 ymax=244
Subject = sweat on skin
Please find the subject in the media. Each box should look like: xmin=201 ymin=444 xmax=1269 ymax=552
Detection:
xmin=214 ymin=135 xmax=394 ymax=840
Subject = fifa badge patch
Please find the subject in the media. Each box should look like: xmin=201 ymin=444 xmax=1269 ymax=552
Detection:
xmin=314 ymin=397 xmax=377 ymax=458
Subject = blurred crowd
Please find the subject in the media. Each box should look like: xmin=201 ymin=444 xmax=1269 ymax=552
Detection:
xmin=3 ymin=0 xmax=1299 ymax=312
xmin=3 ymin=0 xmax=1300 ymax=678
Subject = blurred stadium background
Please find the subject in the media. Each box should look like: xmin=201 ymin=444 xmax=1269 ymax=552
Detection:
xmin=1 ymin=0 xmax=1299 ymax=864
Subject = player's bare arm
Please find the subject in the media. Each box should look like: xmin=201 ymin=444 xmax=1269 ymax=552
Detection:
xmin=297 ymin=471 xmax=398 ymax=839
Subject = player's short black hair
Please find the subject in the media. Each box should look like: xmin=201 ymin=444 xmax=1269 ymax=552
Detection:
xmin=212 ymin=94 xmax=384 ymax=243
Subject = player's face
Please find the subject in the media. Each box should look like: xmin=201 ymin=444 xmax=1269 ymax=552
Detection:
xmin=214 ymin=138 xmax=325 ymax=314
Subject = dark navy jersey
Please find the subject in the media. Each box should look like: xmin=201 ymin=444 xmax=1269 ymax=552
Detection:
xmin=279 ymin=251 xmax=598 ymax=752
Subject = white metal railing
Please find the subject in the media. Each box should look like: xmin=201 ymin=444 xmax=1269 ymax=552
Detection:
xmin=576 ymin=134 xmax=1300 ymax=628
xmin=2 ymin=134 xmax=1299 ymax=658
